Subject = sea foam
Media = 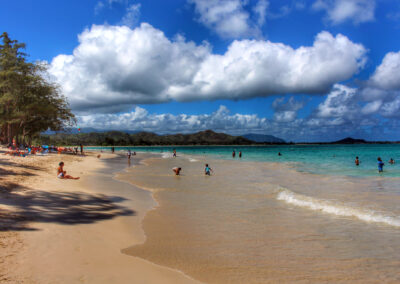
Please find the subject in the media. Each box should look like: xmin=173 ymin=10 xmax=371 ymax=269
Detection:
xmin=277 ymin=189 xmax=400 ymax=227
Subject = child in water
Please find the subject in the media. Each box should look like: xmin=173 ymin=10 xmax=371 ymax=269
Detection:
xmin=377 ymin=157 xmax=384 ymax=173
xmin=389 ymin=158 xmax=395 ymax=164
xmin=355 ymin=156 xmax=360 ymax=166
xmin=205 ymin=164 xmax=213 ymax=176
xmin=172 ymin=167 xmax=182 ymax=175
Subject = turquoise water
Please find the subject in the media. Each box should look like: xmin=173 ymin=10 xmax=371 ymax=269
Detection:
xmin=87 ymin=144 xmax=400 ymax=177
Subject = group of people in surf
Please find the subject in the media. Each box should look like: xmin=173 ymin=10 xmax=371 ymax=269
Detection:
xmin=355 ymin=156 xmax=395 ymax=172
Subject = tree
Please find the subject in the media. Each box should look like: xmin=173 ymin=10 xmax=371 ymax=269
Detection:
xmin=0 ymin=32 xmax=75 ymax=145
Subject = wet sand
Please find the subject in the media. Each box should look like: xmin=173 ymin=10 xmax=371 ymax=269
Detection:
xmin=118 ymin=154 xmax=400 ymax=283
xmin=0 ymin=151 xmax=199 ymax=283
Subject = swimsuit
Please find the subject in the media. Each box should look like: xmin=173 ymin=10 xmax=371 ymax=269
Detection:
xmin=378 ymin=161 xmax=384 ymax=172
xmin=58 ymin=172 xmax=64 ymax=178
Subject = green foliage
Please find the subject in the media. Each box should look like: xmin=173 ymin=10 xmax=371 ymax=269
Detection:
xmin=36 ymin=130 xmax=254 ymax=146
xmin=0 ymin=32 xmax=75 ymax=145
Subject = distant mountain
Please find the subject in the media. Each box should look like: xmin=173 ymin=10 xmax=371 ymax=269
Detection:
xmin=242 ymin=133 xmax=285 ymax=143
xmin=331 ymin=137 xmax=367 ymax=144
xmin=38 ymin=130 xmax=254 ymax=146
xmin=44 ymin=128 xmax=142 ymax=134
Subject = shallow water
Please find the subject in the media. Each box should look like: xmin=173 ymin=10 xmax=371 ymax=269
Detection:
xmin=88 ymin=144 xmax=400 ymax=177
xmin=118 ymin=155 xmax=400 ymax=283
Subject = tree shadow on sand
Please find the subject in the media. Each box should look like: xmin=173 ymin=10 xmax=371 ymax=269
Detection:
xmin=0 ymin=183 xmax=135 ymax=231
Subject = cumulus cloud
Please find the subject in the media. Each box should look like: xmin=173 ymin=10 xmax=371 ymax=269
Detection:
xmin=49 ymin=23 xmax=367 ymax=114
xmin=188 ymin=0 xmax=267 ymax=38
xmin=369 ymin=51 xmax=400 ymax=90
xmin=313 ymin=0 xmax=375 ymax=25
xmin=77 ymin=105 xmax=270 ymax=135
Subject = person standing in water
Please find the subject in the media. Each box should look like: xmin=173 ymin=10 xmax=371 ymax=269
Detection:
xmin=232 ymin=150 xmax=236 ymax=158
xmin=173 ymin=149 xmax=177 ymax=157
xmin=205 ymin=164 xmax=213 ymax=176
xmin=378 ymin=157 xmax=384 ymax=173
xmin=127 ymin=149 xmax=132 ymax=160
xmin=355 ymin=156 xmax=360 ymax=166
xmin=278 ymin=152 xmax=282 ymax=156
xmin=111 ymin=146 xmax=115 ymax=153
xmin=239 ymin=151 xmax=242 ymax=158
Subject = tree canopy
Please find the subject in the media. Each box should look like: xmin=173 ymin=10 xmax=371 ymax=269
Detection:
xmin=0 ymin=32 xmax=75 ymax=145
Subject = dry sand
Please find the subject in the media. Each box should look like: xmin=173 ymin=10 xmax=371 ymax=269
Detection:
xmin=0 ymin=149 xmax=200 ymax=284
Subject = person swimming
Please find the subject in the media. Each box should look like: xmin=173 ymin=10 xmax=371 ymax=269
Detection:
xmin=172 ymin=167 xmax=182 ymax=175
xmin=278 ymin=152 xmax=282 ymax=156
xmin=389 ymin=158 xmax=395 ymax=164
xmin=205 ymin=164 xmax=213 ymax=176
xmin=57 ymin=162 xmax=80 ymax=180
xmin=377 ymin=157 xmax=384 ymax=173
xmin=355 ymin=156 xmax=360 ymax=166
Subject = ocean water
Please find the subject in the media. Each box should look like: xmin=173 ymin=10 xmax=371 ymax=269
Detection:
xmin=89 ymin=144 xmax=400 ymax=177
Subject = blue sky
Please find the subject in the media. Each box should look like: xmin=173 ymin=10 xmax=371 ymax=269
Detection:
xmin=2 ymin=0 xmax=400 ymax=141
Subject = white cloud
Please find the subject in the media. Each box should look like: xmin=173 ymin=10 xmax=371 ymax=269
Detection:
xmin=188 ymin=0 xmax=266 ymax=38
xmin=121 ymin=3 xmax=141 ymax=27
xmin=315 ymin=84 xmax=359 ymax=118
xmin=369 ymin=51 xmax=400 ymax=91
xmin=49 ymin=24 xmax=367 ymax=114
xmin=313 ymin=0 xmax=375 ymax=25
xmin=253 ymin=0 xmax=268 ymax=26
xmin=272 ymin=97 xmax=304 ymax=122
xmin=78 ymin=105 xmax=270 ymax=135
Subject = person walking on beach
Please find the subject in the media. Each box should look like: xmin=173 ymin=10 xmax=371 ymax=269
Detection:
xmin=57 ymin=162 xmax=80 ymax=180
xmin=205 ymin=164 xmax=213 ymax=176
xmin=172 ymin=167 xmax=182 ymax=175
xmin=378 ymin=157 xmax=384 ymax=173
xmin=355 ymin=156 xmax=360 ymax=166
xmin=111 ymin=146 xmax=115 ymax=153
xmin=80 ymin=144 xmax=83 ymax=155
xmin=173 ymin=149 xmax=177 ymax=158
xmin=232 ymin=150 xmax=236 ymax=158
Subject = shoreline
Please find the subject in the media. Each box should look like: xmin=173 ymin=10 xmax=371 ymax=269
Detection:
xmin=116 ymin=152 xmax=400 ymax=283
xmin=0 ymin=150 xmax=200 ymax=283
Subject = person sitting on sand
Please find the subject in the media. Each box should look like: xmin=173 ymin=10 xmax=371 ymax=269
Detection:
xmin=389 ymin=158 xmax=395 ymax=164
xmin=205 ymin=164 xmax=213 ymax=176
xmin=377 ymin=157 xmax=384 ymax=173
xmin=355 ymin=156 xmax=360 ymax=166
xmin=57 ymin=162 xmax=80 ymax=180
xmin=172 ymin=167 xmax=182 ymax=175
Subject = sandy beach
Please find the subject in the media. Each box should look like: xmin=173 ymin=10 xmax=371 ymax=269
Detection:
xmin=0 ymin=149 xmax=199 ymax=284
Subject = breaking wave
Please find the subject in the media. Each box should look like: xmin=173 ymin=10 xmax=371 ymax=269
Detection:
xmin=277 ymin=189 xmax=400 ymax=227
